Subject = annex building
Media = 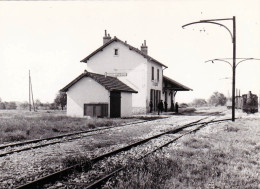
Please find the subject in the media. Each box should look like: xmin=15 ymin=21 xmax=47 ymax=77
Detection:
xmin=61 ymin=31 xmax=191 ymax=118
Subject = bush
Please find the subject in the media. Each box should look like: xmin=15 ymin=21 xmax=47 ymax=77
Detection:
xmin=179 ymin=103 xmax=189 ymax=108
xmin=0 ymin=102 xmax=6 ymax=109
xmin=225 ymin=126 xmax=239 ymax=132
xmin=62 ymin=155 xmax=91 ymax=171
xmin=179 ymin=107 xmax=196 ymax=114
xmin=5 ymin=102 xmax=17 ymax=110
xmin=3 ymin=130 xmax=27 ymax=142
xmin=192 ymin=99 xmax=207 ymax=107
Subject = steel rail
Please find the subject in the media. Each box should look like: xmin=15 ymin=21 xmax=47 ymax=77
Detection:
xmin=84 ymin=118 xmax=231 ymax=189
xmin=0 ymin=119 xmax=151 ymax=149
xmin=0 ymin=118 xmax=164 ymax=157
xmin=15 ymin=117 xmax=208 ymax=189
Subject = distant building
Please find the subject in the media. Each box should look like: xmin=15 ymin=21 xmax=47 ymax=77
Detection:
xmin=61 ymin=30 xmax=191 ymax=117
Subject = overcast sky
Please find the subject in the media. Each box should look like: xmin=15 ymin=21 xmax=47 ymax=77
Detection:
xmin=0 ymin=0 xmax=259 ymax=103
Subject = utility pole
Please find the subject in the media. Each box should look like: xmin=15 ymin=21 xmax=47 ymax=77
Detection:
xmin=29 ymin=70 xmax=31 ymax=111
xmin=182 ymin=17 xmax=236 ymax=121
xmin=30 ymin=73 xmax=35 ymax=112
xmin=232 ymin=16 xmax=236 ymax=122
xmin=29 ymin=70 xmax=36 ymax=111
xmin=182 ymin=17 xmax=260 ymax=121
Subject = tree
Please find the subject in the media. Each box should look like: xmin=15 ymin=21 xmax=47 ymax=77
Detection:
xmin=4 ymin=101 xmax=17 ymax=110
xmin=19 ymin=101 xmax=29 ymax=110
xmin=54 ymin=92 xmax=67 ymax=110
xmin=50 ymin=103 xmax=58 ymax=110
xmin=208 ymin=92 xmax=227 ymax=106
xmin=0 ymin=102 xmax=5 ymax=109
xmin=35 ymin=99 xmax=43 ymax=110
xmin=192 ymin=98 xmax=207 ymax=107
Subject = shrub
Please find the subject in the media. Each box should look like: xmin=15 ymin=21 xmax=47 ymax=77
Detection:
xmin=62 ymin=155 xmax=91 ymax=171
xmin=192 ymin=99 xmax=207 ymax=107
xmin=3 ymin=130 xmax=27 ymax=142
xmin=179 ymin=103 xmax=189 ymax=108
xmin=225 ymin=126 xmax=239 ymax=132
xmin=88 ymin=123 xmax=96 ymax=129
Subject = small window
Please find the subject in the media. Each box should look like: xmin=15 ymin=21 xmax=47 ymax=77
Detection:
xmin=114 ymin=49 xmax=119 ymax=55
xmin=157 ymin=69 xmax=159 ymax=81
xmin=84 ymin=104 xmax=108 ymax=117
xmin=152 ymin=66 xmax=154 ymax=80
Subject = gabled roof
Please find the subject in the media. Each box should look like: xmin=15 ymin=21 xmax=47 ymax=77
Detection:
xmin=163 ymin=76 xmax=192 ymax=91
xmin=60 ymin=70 xmax=138 ymax=93
xmin=80 ymin=37 xmax=168 ymax=68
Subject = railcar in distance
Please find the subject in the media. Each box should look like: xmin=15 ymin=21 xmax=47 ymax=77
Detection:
xmin=241 ymin=91 xmax=258 ymax=113
xmin=227 ymin=91 xmax=258 ymax=113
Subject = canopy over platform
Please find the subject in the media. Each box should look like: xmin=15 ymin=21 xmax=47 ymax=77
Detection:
xmin=163 ymin=76 xmax=192 ymax=91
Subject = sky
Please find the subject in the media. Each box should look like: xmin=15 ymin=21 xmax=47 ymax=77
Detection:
xmin=0 ymin=0 xmax=259 ymax=103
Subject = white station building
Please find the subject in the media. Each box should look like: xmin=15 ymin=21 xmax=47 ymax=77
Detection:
xmin=61 ymin=31 xmax=192 ymax=118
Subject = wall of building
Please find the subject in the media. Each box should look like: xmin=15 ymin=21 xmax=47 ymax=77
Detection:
xmin=67 ymin=77 xmax=109 ymax=117
xmin=86 ymin=41 xmax=148 ymax=112
xmin=121 ymin=92 xmax=132 ymax=117
xmin=146 ymin=60 xmax=163 ymax=111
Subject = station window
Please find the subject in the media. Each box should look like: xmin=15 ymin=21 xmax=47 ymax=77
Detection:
xmin=84 ymin=103 xmax=108 ymax=117
xmin=152 ymin=66 xmax=154 ymax=80
xmin=114 ymin=49 xmax=119 ymax=56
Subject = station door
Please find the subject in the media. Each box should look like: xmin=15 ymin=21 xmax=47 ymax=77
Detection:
xmin=150 ymin=89 xmax=161 ymax=111
xmin=110 ymin=91 xmax=121 ymax=118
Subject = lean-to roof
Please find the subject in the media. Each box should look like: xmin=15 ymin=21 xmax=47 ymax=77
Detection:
xmin=163 ymin=76 xmax=192 ymax=91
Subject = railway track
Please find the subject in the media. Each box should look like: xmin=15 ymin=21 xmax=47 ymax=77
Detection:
xmin=84 ymin=119 xmax=216 ymax=189
xmin=0 ymin=118 xmax=164 ymax=158
xmin=14 ymin=116 xmax=231 ymax=189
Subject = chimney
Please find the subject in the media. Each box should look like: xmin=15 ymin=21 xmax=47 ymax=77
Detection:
xmin=141 ymin=40 xmax=148 ymax=54
xmin=103 ymin=30 xmax=111 ymax=44
xmin=248 ymin=91 xmax=252 ymax=98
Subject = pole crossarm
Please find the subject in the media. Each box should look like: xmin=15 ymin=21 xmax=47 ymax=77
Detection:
xmin=205 ymin=59 xmax=233 ymax=68
xmin=235 ymin=58 xmax=260 ymax=68
xmin=182 ymin=19 xmax=234 ymax=42
xmin=205 ymin=58 xmax=260 ymax=68
xmin=200 ymin=18 xmax=233 ymax=22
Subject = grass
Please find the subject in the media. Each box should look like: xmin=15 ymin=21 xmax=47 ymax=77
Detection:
xmin=104 ymin=117 xmax=260 ymax=188
xmin=0 ymin=110 xmax=135 ymax=144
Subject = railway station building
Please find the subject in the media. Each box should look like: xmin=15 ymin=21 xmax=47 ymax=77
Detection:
xmin=61 ymin=31 xmax=191 ymax=117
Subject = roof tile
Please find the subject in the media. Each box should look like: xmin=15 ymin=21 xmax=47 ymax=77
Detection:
xmin=60 ymin=71 xmax=138 ymax=93
xmin=163 ymin=76 xmax=192 ymax=91
xmin=80 ymin=37 xmax=168 ymax=68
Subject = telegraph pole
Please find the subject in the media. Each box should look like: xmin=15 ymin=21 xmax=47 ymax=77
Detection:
xmin=182 ymin=17 xmax=236 ymax=121
xmin=29 ymin=70 xmax=36 ymax=111
xmin=232 ymin=16 xmax=236 ymax=121
xmin=30 ymin=73 xmax=35 ymax=111
xmin=29 ymin=70 xmax=31 ymax=111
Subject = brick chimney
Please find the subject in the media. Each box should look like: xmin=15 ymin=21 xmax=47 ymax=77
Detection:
xmin=103 ymin=30 xmax=111 ymax=44
xmin=141 ymin=40 xmax=148 ymax=54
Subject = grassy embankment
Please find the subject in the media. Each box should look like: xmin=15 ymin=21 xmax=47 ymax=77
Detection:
xmin=105 ymin=116 xmax=260 ymax=188
xmin=0 ymin=110 xmax=135 ymax=144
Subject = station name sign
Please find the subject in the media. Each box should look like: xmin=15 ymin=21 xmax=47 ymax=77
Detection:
xmin=105 ymin=72 xmax=127 ymax=77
